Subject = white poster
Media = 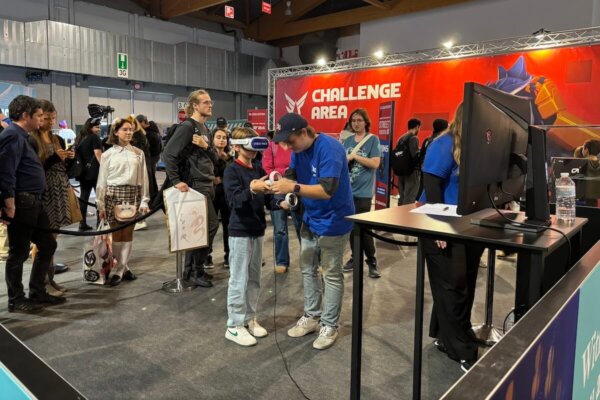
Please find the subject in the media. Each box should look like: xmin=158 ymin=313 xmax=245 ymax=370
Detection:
xmin=163 ymin=187 xmax=208 ymax=253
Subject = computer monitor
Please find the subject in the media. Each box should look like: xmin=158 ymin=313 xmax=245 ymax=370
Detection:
xmin=457 ymin=82 xmax=551 ymax=231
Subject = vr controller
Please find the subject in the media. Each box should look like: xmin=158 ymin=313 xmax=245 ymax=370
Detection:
xmin=267 ymin=171 xmax=298 ymax=209
xmin=230 ymin=137 xmax=269 ymax=151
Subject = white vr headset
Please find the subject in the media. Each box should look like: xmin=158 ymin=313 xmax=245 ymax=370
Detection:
xmin=230 ymin=137 xmax=269 ymax=151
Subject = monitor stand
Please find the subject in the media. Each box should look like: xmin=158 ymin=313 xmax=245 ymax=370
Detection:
xmin=470 ymin=211 xmax=550 ymax=233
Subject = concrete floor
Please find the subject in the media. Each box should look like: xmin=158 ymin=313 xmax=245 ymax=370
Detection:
xmin=0 ymin=187 xmax=519 ymax=400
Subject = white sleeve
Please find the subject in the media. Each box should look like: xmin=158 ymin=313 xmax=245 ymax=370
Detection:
xmin=139 ymin=152 xmax=150 ymax=209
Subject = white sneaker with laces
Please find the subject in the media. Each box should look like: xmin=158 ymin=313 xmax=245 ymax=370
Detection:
xmin=287 ymin=315 xmax=320 ymax=338
xmin=313 ymin=325 xmax=338 ymax=350
xmin=225 ymin=326 xmax=257 ymax=347
xmin=247 ymin=319 xmax=268 ymax=338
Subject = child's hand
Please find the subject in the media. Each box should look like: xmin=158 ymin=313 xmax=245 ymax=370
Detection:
xmin=250 ymin=176 xmax=271 ymax=193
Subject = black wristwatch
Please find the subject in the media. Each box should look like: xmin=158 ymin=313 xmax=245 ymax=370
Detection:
xmin=293 ymin=183 xmax=301 ymax=194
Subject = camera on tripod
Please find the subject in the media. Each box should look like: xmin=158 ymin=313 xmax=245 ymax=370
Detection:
xmin=88 ymin=104 xmax=115 ymax=119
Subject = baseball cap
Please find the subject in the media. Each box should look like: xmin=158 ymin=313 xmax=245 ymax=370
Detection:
xmin=273 ymin=113 xmax=308 ymax=143
xmin=216 ymin=116 xmax=227 ymax=128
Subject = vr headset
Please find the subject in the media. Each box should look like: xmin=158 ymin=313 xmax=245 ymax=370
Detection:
xmin=230 ymin=137 xmax=269 ymax=151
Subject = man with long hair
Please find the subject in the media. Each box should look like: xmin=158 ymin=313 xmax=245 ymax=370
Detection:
xmin=162 ymin=89 xmax=219 ymax=288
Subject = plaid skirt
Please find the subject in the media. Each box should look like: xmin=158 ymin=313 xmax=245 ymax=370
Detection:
xmin=105 ymin=185 xmax=142 ymax=225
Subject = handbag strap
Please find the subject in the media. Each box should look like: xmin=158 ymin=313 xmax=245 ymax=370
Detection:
xmin=350 ymin=133 xmax=374 ymax=156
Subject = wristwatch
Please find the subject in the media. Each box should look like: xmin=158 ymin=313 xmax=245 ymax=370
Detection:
xmin=293 ymin=183 xmax=301 ymax=194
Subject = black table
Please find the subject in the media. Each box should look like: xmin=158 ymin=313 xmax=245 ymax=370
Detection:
xmin=347 ymin=205 xmax=587 ymax=400
xmin=0 ymin=323 xmax=85 ymax=399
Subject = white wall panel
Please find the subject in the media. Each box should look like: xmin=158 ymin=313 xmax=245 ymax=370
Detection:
xmin=133 ymin=91 xmax=173 ymax=125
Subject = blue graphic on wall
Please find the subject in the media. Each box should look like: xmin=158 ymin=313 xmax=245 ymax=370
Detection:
xmin=0 ymin=83 xmax=36 ymax=116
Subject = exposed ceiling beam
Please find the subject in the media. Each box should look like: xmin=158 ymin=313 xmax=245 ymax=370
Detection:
xmin=248 ymin=0 xmax=473 ymax=42
xmin=190 ymin=10 xmax=247 ymax=29
xmin=246 ymin=0 xmax=327 ymax=38
xmin=161 ymin=0 xmax=231 ymax=20
xmin=362 ymin=0 xmax=392 ymax=10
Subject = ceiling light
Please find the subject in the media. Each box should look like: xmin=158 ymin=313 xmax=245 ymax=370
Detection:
xmin=373 ymin=50 xmax=384 ymax=59
xmin=533 ymin=28 xmax=549 ymax=39
xmin=443 ymin=40 xmax=454 ymax=49
xmin=284 ymin=1 xmax=292 ymax=16
xmin=316 ymin=57 xmax=327 ymax=66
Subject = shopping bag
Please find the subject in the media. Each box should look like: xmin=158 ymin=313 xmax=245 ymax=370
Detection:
xmin=82 ymin=220 xmax=116 ymax=285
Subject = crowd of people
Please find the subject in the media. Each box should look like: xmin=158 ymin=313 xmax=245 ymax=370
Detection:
xmin=2 ymin=89 xmax=598 ymax=373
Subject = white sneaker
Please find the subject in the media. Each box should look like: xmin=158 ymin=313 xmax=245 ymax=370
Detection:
xmin=313 ymin=325 xmax=338 ymax=350
xmin=287 ymin=315 xmax=320 ymax=338
xmin=247 ymin=319 xmax=268 ymax=338
xmin=134 ymin=221 xmax=147 ymax=231
xmin=225 ymin=326 xmax=257 ymax=347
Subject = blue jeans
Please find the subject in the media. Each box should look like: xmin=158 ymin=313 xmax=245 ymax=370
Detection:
xmin=299 ymin=224 xmax=348 ymax=328
xmin=227 ymin=236 xmax=264 ymax=327
xmin=270 ymin=201 xmax=302 ymax=266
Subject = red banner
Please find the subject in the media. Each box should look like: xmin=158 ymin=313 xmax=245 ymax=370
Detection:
xmin=247 ymin=109 xmax=268 ymax=135
xmin=275 ymin=45 xmax=600 ymax=154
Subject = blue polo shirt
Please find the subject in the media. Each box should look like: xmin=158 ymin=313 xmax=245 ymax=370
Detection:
xmin=291 ymin=134 xmax=354 ymax=236
xmin=0 ymin=123 xmax=46 ymax=200
xmin=419 ymin=133 xmax=459 ymax=205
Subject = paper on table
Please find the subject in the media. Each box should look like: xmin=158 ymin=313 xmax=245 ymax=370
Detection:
xmin=410 ymin=203 xmax=461 ymax=217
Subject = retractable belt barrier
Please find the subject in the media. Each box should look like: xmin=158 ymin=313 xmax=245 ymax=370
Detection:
xmin=363 ymin=229 xmax=418 ymax=247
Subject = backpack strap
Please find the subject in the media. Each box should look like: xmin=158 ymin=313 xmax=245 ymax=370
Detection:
xmin=350 ymin=133 xmax=375 ymax=156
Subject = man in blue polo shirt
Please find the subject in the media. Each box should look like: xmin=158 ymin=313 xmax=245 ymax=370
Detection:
xmin=0 ymin=95 xmax=65 ymax=314
xmin=271 ymin=113 xmax=354 ymax=350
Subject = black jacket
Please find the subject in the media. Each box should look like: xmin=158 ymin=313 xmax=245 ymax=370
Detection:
xmin=223 ymin=161 xmax=272 ymax=237
xmin=162 ymin=118 xmax=217 ymax=194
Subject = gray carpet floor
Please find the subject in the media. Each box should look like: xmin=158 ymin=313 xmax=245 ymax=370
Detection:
xmin=0 ymin=194 xmax=518 ymax=399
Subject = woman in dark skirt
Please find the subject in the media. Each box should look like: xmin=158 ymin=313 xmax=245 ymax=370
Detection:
xmin=96 ymin=116 xmax=150 ymax=286
xmin=29 ymin=100 xmax=76 ymax=296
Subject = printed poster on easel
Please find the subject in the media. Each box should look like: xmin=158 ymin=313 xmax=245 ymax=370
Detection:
xmin=163 ymin=187 xmax=208 ymax=253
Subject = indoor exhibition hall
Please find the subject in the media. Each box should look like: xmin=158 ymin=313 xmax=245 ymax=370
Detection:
xmin=0 ymin=0 xmax=599 ymax=399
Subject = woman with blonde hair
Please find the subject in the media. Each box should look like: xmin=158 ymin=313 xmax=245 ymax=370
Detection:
xmin=29 ymin=99 xmax=76 ymax=297
xmin=419 ymin=104 xmax=483 ymax=373
xmin=96 ymin=116 xmax=150 ymax=286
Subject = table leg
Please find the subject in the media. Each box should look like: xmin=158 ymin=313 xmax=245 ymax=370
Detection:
xmin=473 ymin=249 xmax=503 ymax=345
xmin=413 ymin=240 xmax=425 ymax=400
xmin=351 ymin=225 xmax=365 ymax=400
xmin=515 ymin=251 xmax=544 ymax=321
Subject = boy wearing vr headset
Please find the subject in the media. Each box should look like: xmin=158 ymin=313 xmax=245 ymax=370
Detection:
xmin=223 ymin=127 xmax=271 ymax=346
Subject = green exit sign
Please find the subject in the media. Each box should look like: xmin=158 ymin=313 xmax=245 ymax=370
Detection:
xmin=117 ymin=53 xmax=128 ymax=78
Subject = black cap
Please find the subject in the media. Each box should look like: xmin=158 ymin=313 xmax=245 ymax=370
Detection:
xmin=136 ymin=114 xmax=148 ymax=124
xmin=216 ymin=117 xmax=227 ymax=128
xmin=273 ymin=113 xmax=308 ymax=143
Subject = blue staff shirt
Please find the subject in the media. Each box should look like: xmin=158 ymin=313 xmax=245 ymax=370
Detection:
xmin=419 ymin=133 xmax=459 ymax=205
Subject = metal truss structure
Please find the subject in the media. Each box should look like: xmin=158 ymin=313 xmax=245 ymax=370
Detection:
xmin=267 ymin=26 xmax=600 ymax=129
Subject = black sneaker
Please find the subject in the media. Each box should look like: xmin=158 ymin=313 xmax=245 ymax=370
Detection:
xmin=54 ymin=263 xmax=69 ymax=274
xmin=108 ymin=275 xmax=122 ymax=287
xmin=30 ymin=293 xmax=67 ymax=306
xmin=460 ymin=359 xmax=474 ymax=373
xmin=343 ymin=259 xmax=354 ymax=272
xmin=204 ymin=256 xmax=214 ymax=269
xmin=78 ymin=222 xmax=93 ymax=232
xmin=223 ymin=259 xmax=230 ymax=268
xmin=203 ymin=272 xmax=213 ymax=280
xmin=8 ymin=298 xmax=44 ymax=313
xmin=122 ymin=270 xmax=137 ymax=281
xmin=434 ymin=339 xmax=448 ymax=354
xmin=368 ymin=264 xmax=381 ymax=278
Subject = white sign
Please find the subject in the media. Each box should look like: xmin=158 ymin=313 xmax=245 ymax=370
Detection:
xmin=177 ymin=101 xmax=188 ymax=110
xmin=117 ymin=52 xmax=128 ymax=78
xmin=163 ymin=187 xmax=208 ymax=252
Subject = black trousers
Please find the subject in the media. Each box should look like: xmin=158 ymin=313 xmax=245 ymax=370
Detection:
xmin=349 ymin=197 xmax=377 ymax=265
xmin=5 ymin=195 xmax=57 ymax=301
xmin=79 ymin=178 xmax=97 ymax=224
xmin=212 ymin=190 xmax=230 ymax=258
xmin=422 ymin=238 xmax=483 ymax=362
xmin=185 ymin=190 xmax=219 ymax=274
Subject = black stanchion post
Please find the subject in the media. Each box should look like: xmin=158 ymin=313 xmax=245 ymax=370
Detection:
xmin=473 ymin=249 xmax=503 ymax=345
xmin=413 ymin=240 xmax=425 ymax=400
xmin=162 ymin=250 xmax=196 ymax=293
xmin=350 ymin=225 xmax=364 ymax=400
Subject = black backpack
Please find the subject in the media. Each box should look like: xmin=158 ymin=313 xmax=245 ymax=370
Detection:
xmin=164 ymin=123 xmax=179 ymax=146
xmin=391 ymin=134 xmax=417 ymax=176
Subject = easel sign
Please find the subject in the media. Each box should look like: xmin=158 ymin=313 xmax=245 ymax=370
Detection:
xmin=163 ymin=187 xmax=208 ymax=253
